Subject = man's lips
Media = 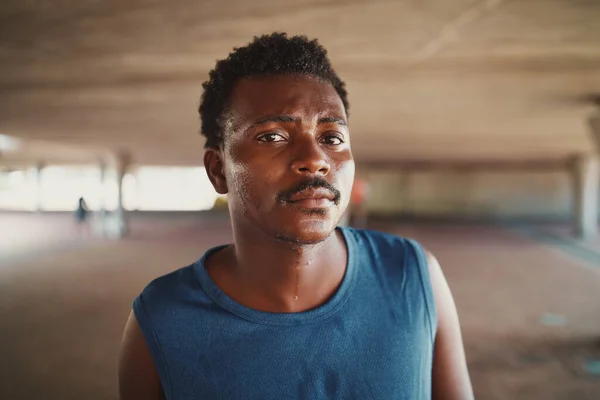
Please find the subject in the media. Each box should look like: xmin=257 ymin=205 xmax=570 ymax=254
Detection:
xmin=288 ymin=198 xmax=333 ymax=207
xmin=287 ymin=188 xmax=336 ymax=207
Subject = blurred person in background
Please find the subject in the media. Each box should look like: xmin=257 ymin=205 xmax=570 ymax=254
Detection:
xmin=74 ymin=196 xmax=90 ymax=237
xmin=119 ymin=33 xmax=473 ymax=400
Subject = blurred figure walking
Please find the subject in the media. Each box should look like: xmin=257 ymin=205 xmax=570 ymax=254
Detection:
xmin=74 ymin=197 xmax=90 ymax=237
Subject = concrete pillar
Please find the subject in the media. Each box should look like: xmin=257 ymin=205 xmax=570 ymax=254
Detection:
xmin=114 ymin=151 xmax=131 ymax=238
xmin=588 ymin=113 xmax=600 ymax=149
xmin=34 ymin=162 xmax=45 ymax=212
xmin=98 ymin=162 xmax=107 ymax=214
xmin=95 ymin=161 xmax=107 ymax=237
xmin=572 ymin=154 xmax=599 ymax=239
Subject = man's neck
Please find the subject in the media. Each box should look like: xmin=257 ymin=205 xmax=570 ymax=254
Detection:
xmin=206 ymin=226 xmax=348 ymax=313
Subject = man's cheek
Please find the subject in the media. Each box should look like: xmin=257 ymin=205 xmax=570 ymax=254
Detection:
xmin=231 ymin=170 xmax=253 ymax=199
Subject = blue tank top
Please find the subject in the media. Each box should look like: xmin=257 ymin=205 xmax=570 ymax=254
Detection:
xmin=133 ymin=227 xmax=437 ymax=399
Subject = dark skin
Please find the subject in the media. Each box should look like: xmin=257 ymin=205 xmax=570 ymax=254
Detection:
xmin=203 ymin=74 xmax=354 ymax=313
xmin=118 ymin=74 xmax=474 ymax=400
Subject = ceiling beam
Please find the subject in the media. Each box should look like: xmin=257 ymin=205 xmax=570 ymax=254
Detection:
xmin=361 ymin=158 xmax=572 ymax=172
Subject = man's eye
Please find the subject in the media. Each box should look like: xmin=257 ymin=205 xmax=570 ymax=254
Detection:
xmin=257 ymin=133 xmax=286 ymax=143
xmin=322 ymin=135 xmax=344 ymax=145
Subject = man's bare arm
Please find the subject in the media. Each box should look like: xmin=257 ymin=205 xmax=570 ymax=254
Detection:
xmin=118 ymin=311 xmax=165 ymax=400
xmin=427 ymin=251 xmax=474 ymax=400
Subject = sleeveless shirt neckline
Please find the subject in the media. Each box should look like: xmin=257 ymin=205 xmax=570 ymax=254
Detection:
xmin=193 ymin=227 xmax=357 ymax=327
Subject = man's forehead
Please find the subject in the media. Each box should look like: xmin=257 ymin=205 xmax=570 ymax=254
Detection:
xmin=229 ymin=75 xmax=345 ymax=120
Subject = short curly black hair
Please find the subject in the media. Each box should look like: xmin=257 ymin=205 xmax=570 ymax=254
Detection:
xmin=199 ymin=32 xmax=349 ymax=149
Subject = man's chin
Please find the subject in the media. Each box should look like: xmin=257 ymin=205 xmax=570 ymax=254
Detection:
xmin=275 ymin=233 xmax=328 ymax=246
xmin=274 ymin=221 xmax=336 ymax=246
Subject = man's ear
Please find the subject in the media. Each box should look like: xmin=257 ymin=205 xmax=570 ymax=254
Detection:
xmin=204 ymin=148 xmax=228 ymax=194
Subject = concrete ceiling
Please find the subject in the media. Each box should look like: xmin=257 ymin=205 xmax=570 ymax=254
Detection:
xmin=1 ymin=0 xmax=599 ymax=167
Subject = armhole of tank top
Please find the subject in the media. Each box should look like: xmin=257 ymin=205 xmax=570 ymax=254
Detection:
xmin=132 ymin=293 xmax=174 ymax=399
xmin=405 ymin=238 xmax=438 ymax=344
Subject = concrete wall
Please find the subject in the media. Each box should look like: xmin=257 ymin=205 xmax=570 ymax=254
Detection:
xmin=364 ymin=169 xmax=573 ymax=220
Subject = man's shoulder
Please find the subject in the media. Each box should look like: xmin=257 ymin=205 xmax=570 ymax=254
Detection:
xmin=136 ymin=261 xmax=204 ymax=312
xmin=344 ymin=226 xmax=416 ymax=250
xmin=143 ymin=263 xmax=196 ymax=294
xmin=344 ymin=227 xmax=426 ymax=269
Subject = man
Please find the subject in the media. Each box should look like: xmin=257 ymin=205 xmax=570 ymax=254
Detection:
xmin=119 ymin=33 xmax=473 ymax=399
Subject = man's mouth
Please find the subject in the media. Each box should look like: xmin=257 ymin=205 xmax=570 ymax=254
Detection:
xmin=276 ymin=177 xmax=341 ymax=208
xmin=287 ymin=188 xmax=336 ymax=208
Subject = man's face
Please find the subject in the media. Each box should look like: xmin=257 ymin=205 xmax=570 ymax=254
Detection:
xmin=211 ymin=74 xmax=355 ymax=244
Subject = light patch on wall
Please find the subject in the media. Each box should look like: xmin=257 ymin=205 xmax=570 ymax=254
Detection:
xmin=0 ymin=134 xmax=21 ymax=153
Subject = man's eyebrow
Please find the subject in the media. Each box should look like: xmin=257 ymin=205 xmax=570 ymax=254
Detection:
xmin=250 ymin=115 xmax=299 ymax=126
xmin=318 ymin=116 xmax=347 ymax=126
xmin=248 ymin=115 xmax=347 ymax=127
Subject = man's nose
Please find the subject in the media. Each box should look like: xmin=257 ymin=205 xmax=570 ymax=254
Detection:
xmin=290 ymin=139 xmax=330 ymax=177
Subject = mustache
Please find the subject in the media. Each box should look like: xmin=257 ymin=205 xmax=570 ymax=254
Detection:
xmin=276 ymin=177 xmax=341 ymax=205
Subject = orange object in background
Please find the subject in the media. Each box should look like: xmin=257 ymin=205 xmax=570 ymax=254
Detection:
xmin=350 ymin=178 xmax=368 ymax=205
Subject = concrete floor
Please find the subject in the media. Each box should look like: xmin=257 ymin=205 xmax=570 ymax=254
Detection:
xmin=1 ymin=213 xmax=599 ymax=399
